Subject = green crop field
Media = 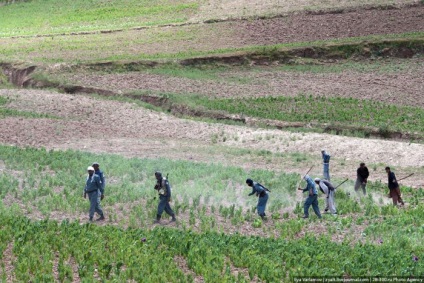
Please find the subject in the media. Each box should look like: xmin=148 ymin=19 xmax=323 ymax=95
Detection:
xmin=1 ymin=0 xmax=424 ymax=281
xmin=1 ymin=146 xmax=424 ymax=281
xmin=171 ymin=94 xmax=424 ymax=136
xmin=0 ymin=0 xmax=198 ymax=37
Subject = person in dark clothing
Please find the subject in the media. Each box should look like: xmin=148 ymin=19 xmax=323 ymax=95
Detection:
xmin=92 ymin=162 xmax=105 ymax=201
xmin=354 ymin=162 xmax=369 ymax=195
xmin=298 ymin=175 xmax=322 ymax=219
xmin=153 ymin=171 xmax=176 ymax=224
xmin=385 ymin=167 xmax=405 ymax=206
xmin=321 ymin=149 xmax=331 ymax=181
xmin=246 ymin=179 xmax=269 ymax=220
xmin=83 ymin=166 xmax=105 ymax=222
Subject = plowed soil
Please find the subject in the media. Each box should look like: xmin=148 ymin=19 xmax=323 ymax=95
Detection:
xmin=62 ymin=58 xmax=424 ymax=107
xmin=191 ymin=0 xmax=418 ymax=21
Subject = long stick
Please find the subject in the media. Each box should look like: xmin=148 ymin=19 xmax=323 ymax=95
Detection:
xmin=296 ymin=166 xmax=314 ymax=188
xmin=334 ymin=178 xmax=349 ymax=189
xmin=397 ymin=173 xmax=414 ymax=182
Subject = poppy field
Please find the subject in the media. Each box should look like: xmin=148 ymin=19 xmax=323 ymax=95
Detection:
xmin=1 ymin=145 xmax=424 ymax=281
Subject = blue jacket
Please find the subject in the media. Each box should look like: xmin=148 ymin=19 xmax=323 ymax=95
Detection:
xmin=303 ymin=177 xmax=318 ymax=195
xmin=322 ymin=151 xmax=331 ymax=163
xmin=248 ymin=182 xmax=267 ymax=198
xmin=94 ymin=169 xmax=105 ymax=191
xmin=85 ymin=174 xmax=103 ymax=194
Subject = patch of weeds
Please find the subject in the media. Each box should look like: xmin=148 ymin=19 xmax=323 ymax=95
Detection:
xmin=257 ymin=149 xmax=272 ymax=156
xmin=290 ymin=152 xmax=308 ymax=162
xmin=31 ymin=71 xmax=68 ymax=87
xmin=378 ymin=123 xmax=392 ymax=139
xmin=0 ymin=69 xmax=12 ymax=87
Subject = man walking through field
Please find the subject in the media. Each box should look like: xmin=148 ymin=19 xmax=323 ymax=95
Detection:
xmin=386 ymin=167 xmax=405 ymax=206
xmin=153 ymin=171 xmax=176 ymax=224
xmin=246 ymin=178 xmax=269 ymax=220
xmin=83 ymin=166 xmax=105 ymax=222
xmin=298 ymin=175 xmax=322 ymax=219
xmin=354 ymin=162 xmax=369 ymax=195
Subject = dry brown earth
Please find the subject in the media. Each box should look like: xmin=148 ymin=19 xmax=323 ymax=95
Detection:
xmin=61 ymin=57 xmax=424 ymax=107
xmin=192 ymin=0 xmax=419 ymax=21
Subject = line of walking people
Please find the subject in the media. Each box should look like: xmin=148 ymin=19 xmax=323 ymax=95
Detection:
xmin=82 ymin=162 xmax=177 ymax=224
xmin=246 ymin=149 xmax=406 ymax=220
xmin=82 ymin=149 xmax=406 ymax=223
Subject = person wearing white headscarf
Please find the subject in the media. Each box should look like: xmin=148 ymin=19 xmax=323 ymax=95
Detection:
xmin=298 ymin=175 xmax=322 ymax=219
xmin=315 ymin=178 xmax=337 ymax=214
xmin=84 ymin=166 xmax=105 ymax=222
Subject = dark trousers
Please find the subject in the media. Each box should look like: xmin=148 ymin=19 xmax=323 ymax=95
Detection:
xmin=257 ymin=194 xmax=269 ymax=216
xmin=88 ymin=191 xmax=103 ymax=219
xmin=158 ymin=196 xmax=175 ymax=217
xmin=304 ymin=194 xmax=321 ymax=218
xmin=389 ymin=187 xmax=404 ymax=206
xmin=354 ymin=178 xmax=367 ymax=195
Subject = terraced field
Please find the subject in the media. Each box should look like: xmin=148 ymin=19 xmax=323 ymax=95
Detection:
xmin=1 ymin=0 xmax=424 ymax=281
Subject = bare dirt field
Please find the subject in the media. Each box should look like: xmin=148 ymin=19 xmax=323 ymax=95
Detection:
xmin=1 ymin=89 xmax=423 ymax=188
xmin=192 ymin=0 xmax=419 ymax=21
xmin=61 ymin=57 xmax=424 ymax=107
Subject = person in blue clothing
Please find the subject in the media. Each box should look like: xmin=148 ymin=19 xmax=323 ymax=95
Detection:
xmin=298 ymin=175 xmax=322 ymax=219
xmin=153 ymin=171 xmax=176 ymax=224
xmin=83 ymin=166 xmax=105 ymax=222
xmin=92 ymin=162 xmax=105 ymax=201
xmin=246 ymin=178 xmax=269 ymax=220
xmin=321 ymin=149 xmax=331 ymax=181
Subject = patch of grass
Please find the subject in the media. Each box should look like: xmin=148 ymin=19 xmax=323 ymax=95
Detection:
xmin=276 ymin=58 xmax=423 ymax=74
xmin=0 ymin=0 xmax=199 ymax=37
xmin=176 ymin=94 xmax=424 ymax=136
xmin=0 ymin=68 xmax=12 ymax=87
